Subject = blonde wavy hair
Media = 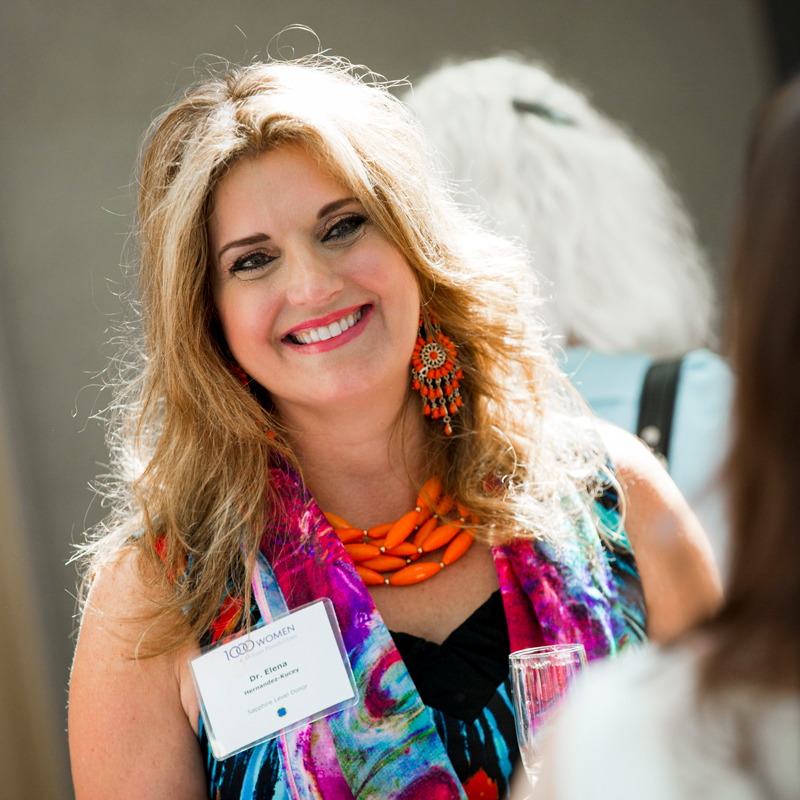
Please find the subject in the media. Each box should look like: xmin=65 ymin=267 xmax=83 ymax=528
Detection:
xmin=81 ymin=56 xmax=605 ymax=654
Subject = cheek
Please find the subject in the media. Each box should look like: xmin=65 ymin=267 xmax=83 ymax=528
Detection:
xmin=383 ymin=260 xmax=422 ymax=367
xmin=215 ymin=289 xmax=278 ymax=359
xmin=392 ymin=260 xmax=422 ymax=329
xmin=399 ymin=264 xmax=421 ymax=311
xmin=360 ymin=246 xmax=420 ymax=314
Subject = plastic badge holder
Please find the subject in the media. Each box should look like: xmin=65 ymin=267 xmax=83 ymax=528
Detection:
xmin=190 ymin=598 xmax=358 ymax=760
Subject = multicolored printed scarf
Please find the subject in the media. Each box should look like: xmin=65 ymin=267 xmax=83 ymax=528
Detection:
xmin=204 ymin=463 xmax=646 ymax=799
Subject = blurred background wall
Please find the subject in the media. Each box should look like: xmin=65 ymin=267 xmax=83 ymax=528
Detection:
xmin=0 ymin=1 xmax=780 ymax=797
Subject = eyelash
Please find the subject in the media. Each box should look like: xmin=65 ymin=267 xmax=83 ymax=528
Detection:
xmin=230 ymin=250 xmax=275 ymax=275
xmin=322 ymin=213 xmax=368 ymax=242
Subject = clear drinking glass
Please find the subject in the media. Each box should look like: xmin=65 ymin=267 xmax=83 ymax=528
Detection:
xmin=509 ymin=643 xmax=588 ymax=787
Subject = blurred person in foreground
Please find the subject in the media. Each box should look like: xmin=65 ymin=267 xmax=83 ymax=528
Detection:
xmin=406 ymin=57 xmax=733 ymax=576
xmin=530 ymin=76 xmax=800 ymax=800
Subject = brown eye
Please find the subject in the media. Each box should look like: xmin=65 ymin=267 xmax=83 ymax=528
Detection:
xmin=323 ymin=214 xmax=367 ymax=242
xmin=231 ymin=251 xmax=275 ymax=274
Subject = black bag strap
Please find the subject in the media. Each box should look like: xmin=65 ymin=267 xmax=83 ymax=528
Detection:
xmin=636 ymin=357 xmax=684 ymax=468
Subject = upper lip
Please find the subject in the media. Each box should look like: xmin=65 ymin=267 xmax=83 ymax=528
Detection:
xmin=282 ymin=304 xmax=366 ymax=339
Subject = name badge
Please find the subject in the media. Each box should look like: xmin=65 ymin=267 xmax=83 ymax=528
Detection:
xmin=190 ymin=598 xmax=358 ymax=760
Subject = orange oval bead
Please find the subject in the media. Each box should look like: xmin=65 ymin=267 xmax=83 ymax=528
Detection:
xmin=436 ymin=495 xmax=456 ymax=517
xmin=324 ymin=511 xmax=352 ymax=530
xmin=367 ymin=522 xmax=394 ymax=539
xmin=415 ymin=503 xmax=433 ymax=528
xmin=416 ymin=477 xmax=442 ymax=512
xmin=442 ymin=531 xmax=474 ymax=565
xmin=356 ymin=565 xmax=385 ymax=586
xmin=413 ymin=517 xmax=439 ymax=548
xmin=336 ymin=527 xmax=364 ymax=544
xmin=386 ymin=542 xmax=417 ymax=557
xmin=456 ymin=502 xmax=470 ymax=519
xmin=360 ymin=555 xmax=407 ymax=572
xmin=384 ymin=510 xmax=419 ymax=550
xmin=389 ymin=562 xmax=442 ymax=586
xmin=345 ymin=543 xmax=381 ymax=562
xmin=421 ymin=523 xmax=461 ymax=553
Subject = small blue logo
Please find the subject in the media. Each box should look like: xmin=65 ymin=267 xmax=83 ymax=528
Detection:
xmin=277 ymin=707 xmax=287 ymax=717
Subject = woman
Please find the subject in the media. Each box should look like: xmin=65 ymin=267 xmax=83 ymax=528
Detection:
xmin=531 ymin=77 xmax=800 ymax=800
xmin=406 ymin=56 xmax=733 ymax=575
xmin=68 ymin=57 xmax=720 ymax=799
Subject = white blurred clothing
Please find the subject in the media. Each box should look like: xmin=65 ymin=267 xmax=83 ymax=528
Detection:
xmin=541 ymin=645 xmax=800 ymax=800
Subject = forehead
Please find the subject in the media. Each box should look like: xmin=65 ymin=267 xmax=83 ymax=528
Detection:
xmin=211 ymin=145 xmax=349 ymax=223
xmin=207 ymin=145 xmax=355 ymax=253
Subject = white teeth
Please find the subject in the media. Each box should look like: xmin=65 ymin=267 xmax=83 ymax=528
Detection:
xmin=290 ymin=307 xmax=364 ymax=345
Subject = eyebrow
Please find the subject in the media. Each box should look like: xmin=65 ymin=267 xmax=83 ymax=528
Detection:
xmin=216 ymin=197 xmax=360 ymax=261
xmin=317 ymin=197 xmax=358 ymax=219
xmin=217 ymin=233 xmax=270 ymax=261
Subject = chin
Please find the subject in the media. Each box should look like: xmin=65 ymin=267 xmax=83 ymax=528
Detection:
xmin=305 ymin=365 xmax=407 ymax=410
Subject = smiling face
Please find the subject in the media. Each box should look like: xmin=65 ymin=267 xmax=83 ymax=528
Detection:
xmin=209 ymin=144 xmax=421 ymax=423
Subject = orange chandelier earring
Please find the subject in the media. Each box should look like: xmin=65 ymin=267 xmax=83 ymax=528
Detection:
xmin=411 ymin=313 xmax=463 ymax=435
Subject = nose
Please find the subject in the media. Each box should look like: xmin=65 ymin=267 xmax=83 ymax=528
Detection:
xmin=283 ymin=246 xmax=344 ymax=307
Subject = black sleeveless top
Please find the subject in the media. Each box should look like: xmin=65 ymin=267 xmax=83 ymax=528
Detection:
xmin=390 ymin=590 xmax=511 ymax=721
xmin=389 ymin=590 xmax=518 ymax=798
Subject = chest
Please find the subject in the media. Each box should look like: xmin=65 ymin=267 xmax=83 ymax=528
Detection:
xmin=366 ymin=540 xmax=500 ymax=644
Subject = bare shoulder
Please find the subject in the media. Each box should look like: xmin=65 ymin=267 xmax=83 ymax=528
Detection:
xmin=79 ymin=546 xmax=173 ymax=633
xmin=69 ymin=548 xmax=205 ymax=799
xmin=597 ymin=421 xmax=704 ymax=541
xmin=597 ymin=422 xmax=722 ymax=642
xmin=597 ymin=421 xmax=674 ymax=495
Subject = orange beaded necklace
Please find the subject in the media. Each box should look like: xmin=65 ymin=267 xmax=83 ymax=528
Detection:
xmin=324 ymin=477 xmax=477 ymax=586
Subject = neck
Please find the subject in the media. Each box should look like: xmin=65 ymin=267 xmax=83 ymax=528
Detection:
xmin=277 ymin=392 xmax=427 ymax=530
